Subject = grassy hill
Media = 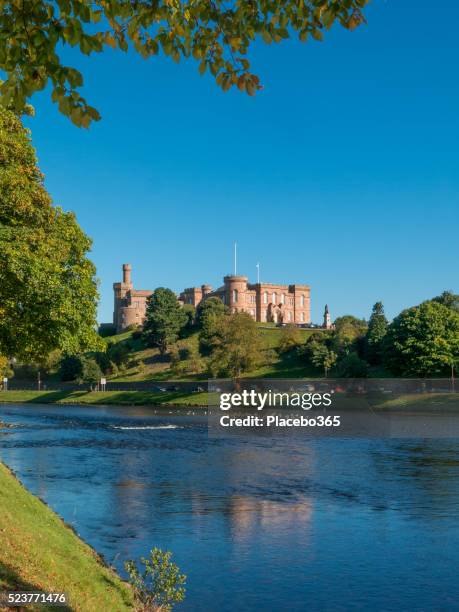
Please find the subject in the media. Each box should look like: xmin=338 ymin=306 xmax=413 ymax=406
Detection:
xmin=106 ymin=324 xmax=326 ymax=382
xmin=0 ymin=462 xmax=134 ymax=611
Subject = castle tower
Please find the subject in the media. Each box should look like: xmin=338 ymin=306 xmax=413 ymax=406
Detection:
xmin=323 ymin=304 xmax=332 ymax=329
xmin=224 ymin=275 xmax=248 ymax=312
xmin=122 ymin=263 xmax=133 ymax=287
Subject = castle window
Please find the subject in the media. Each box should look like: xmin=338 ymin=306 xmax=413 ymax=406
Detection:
xmin=280 ymin=293 xmax=285 ymax=304
xmin=233 ymin=289 xmax=238 ymax=303
xmin=263 ymin=291 xmax=268 ymax=304
xmin=288 ymin=311 xmax=292 ymax=322
xmin=300 ymin=295 xmax=305 ymax=307
xmin=272 ymin=292 xmax=277 ymax=304
xmin=300 ymin=312 xmax=305 ymax=322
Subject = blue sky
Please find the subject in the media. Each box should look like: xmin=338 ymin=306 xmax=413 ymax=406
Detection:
xmin=24 ymin=0 xmax=458 ymax=324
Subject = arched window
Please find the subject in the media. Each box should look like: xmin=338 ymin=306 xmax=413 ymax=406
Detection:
xmin=288 ymin=311 xmax=293 ymax=322
xmin=263 ymin=291 xmax=268 ymax=304
xmin=280 ymin=294 xmax=285 ymax=304
xmin=233 ymin=289 xmax=238 ymax=303
xmin=300 ymin=295 xmax=305 ymax=307
xmin=272 ymin=292 xmax=277 ymax=304
xmin=300 ymin=312 xmax=304 ymax=322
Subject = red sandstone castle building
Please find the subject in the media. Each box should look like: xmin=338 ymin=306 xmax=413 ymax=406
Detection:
xmin=113 ymin=263 xmax=314 ymax=332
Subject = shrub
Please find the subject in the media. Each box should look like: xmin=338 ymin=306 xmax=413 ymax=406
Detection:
xmin=59 ymin=354 xmax=84 ymax=381
xmin=334 ymin=352 xmax=369 ymax=377
xmin=107 ymin=342 xmax=131 ymax=367
xmin=125 ymin=548 xmax=186 ymax=611
xmin=98 ymin=323 xmax=117 ymax=338
xmin=132 ymin=327 xmax=144 ymax=340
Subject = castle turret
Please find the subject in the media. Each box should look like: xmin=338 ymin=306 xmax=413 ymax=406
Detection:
xmin=123 ymin=263 xmax=132 ymax=287
xmin=224 ymin=275 xmax=248 ymax=311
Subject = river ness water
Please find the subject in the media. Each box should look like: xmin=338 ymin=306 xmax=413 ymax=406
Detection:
xmin=1 ymin=403 xmax=459 ymax=611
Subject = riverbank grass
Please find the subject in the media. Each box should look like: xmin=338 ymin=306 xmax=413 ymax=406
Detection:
xmin=0 ymin=390 xmax=457 ymax=411
xmin=0 ymin=462 xmax=134 ymax=611
xmin=0 ymin=389 xmax=208 ymax=406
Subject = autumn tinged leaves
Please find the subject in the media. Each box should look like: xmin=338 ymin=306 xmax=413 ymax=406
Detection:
xmin=0 ymin=0 xmax=368 ymax=126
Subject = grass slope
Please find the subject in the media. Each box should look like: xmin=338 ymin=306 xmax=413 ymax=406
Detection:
xmin=0 ymin=462 xmax=134 ymax=611
xmin=108 ymin=326 xmax=324 ymax=382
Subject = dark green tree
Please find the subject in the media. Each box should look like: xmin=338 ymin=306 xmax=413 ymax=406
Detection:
xmin=107 ymin=340 xmax=131 ymax=368
xmin=197 ymin=297 xmax=227 ymax=355
xmin=334 ymin=352 xmax=369 ymax=377
xmin=59 ymin=354 xmax=84 ymax=381
xmin=0 ymin=0 xmax=368 ymax=126
xmin=432 ymin=291 xmax=459 ymax=313
xmin=0 ymin=106 xmax=101 ymax=361
xmin=196 ymin=297 xmax=226 ymax=327
xmin=384 ymin=301 xmax=459 ymax=377
xmin=143 ymin=288 xmax=187 ymax=355
xmin=78 ymin=356 xmax=103 ymax=386
xmin=181 ymin=304 xmax=196 ymax=334
xmin=364 ymin=301 xmax=388 ymax=365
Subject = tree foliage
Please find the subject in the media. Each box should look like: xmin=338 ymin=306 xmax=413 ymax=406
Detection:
xmin=310 ymin=343 xmax=337 ymax=377
xmin=143 ymin=288 xmax=187 ymax=354
xmin=364 ymin=301 xmax=388 ymax=364
xmin=0 ymin=106 xmax=101 ymax=361
xmin=0 ymin=0 xmax=368 ymax=126
xmin=125 ymin=547 xmax=186 ymax=612
xmin=432 ymin=291 xmax=459 ymax=313
xmin=0 ymin=355 xmax=13 ymax=378
xmin=278 ymin=324 xmax=302 ymax=354
xmin=208 ymin=311 xmax=262 ymax=377
xmin=59 ymin=354 xmax=83 ymax=381
xmin=181 ymin=303 xmax=196 ymax=333
xmin=334 ymin=351 xmax=368 ymax=377
xmin=78 ymin=355 xmax=102 ymax=384
xmin=383 ymin=301 xmax=459 ymax=377
xmin=331 ymin=315 xmax=367 ymax=355
xmin=197 ymin=297 xmax=227 ymax=355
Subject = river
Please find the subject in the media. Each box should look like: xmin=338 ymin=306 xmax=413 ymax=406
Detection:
xmin=1 ymin=403 xmax=459 ymax=611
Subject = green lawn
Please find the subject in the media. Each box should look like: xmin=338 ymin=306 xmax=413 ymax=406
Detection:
xmin=0 ymin=462 xmax=134 ymax=611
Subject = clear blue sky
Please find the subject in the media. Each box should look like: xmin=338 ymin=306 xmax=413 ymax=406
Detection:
xmin=24 ymin=0 xmax=458 ymax=325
